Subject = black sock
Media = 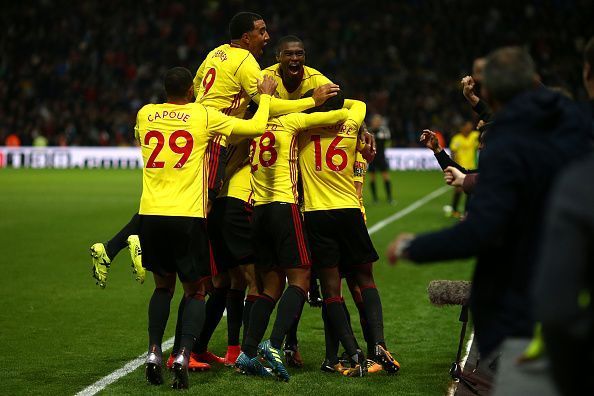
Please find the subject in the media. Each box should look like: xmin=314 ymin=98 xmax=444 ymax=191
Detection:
xmin=172 ymin=296 xmax=185 ymax=355
xmin=322 ymin=303 xmax=340 ymax=363
xmin=355 ymin=301 xmax=372 ymax=356
xmin=226 ymin=288 xmax=245 ymax=346
xmin=193 ymin=287 xmax=227 ymax=354
xmin=362 ymin=286 xmax=385 ymax=348
xmin=179 ymin=293 xmax=206 ymax=357
xmin=325 ymin=297 xmax=359 ymax=357
xmin=148 ymin=288 xmax=173 ymax=348
xmin=384 ymin=179 xmax=393 ymax=202
xmin=242 ymin=294 xmax=276 ymax=358
xmin=284 ymin=301 xmax=303 ymax=347
xmin=270 ymin=286 xmax=306 ymax=350
xmin=105 ymin=213 xmax=140 ymax=260
xmin=370 ymin=180 xmax=378 ymax=202
xmin=452 ymin=190 xmax=461 ymax=212
xmin=242 ymin=295 xmax=258 ymax=345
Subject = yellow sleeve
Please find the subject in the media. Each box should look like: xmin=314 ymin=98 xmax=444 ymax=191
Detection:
xmin=297 ymin=109 xmax=349 ymax=132
xmin=449 ymin=136 xmax=460 ymax=152
xmin=252 ymin=95 xmax=316 ymax=117
xmin=206 ymin=95 xmax=271 ymax=138
xmin=343 ymin=99 xmax=367 ymax=130
xmin=193 ymin=59 xmax=207 ymax=98
xmin=134 ymin=114 xmax=140 ymax=142
xmin=237 ymin=54 xmax=262 ymax=99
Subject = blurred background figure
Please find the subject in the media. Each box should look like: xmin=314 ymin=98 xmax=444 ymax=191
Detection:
xmin=367 ymin=113 xmax=395 ymax=204
xmin=443 ymin=121 xmax=479 ymax=218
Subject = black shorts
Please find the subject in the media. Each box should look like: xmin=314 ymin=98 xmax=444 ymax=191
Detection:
xmin=208 ymin=197 xmax=254 ymax=273
xmin=139 ymin=215 xmax=211 ymax=282
xmin=304 ymin=208 xmax=379 ymax=273
xmin=367 ymin=154 xmax=388 ymax=173
xmin=207 ymin=142 xmax=227 ymax=202
xmin=252 ymin=202 xmax=311 ymax=271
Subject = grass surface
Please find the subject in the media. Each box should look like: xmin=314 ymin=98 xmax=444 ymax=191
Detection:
xmin=0 ymin=169 xmax=473 ymax=395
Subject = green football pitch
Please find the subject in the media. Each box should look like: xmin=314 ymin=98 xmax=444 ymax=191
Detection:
xmin=0 ymin=169 xmax=473 ymax=395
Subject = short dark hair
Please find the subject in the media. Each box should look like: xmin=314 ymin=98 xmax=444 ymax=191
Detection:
xmin=163 ymin=67 xmax=193 ymax=98
xmin=585 ymin=37 xmax=594 ymax=66
xmin=302 ymin=89 xmax=345 ymax=113
xmin=483 ymin=46 xmax=536 ymax=103
xmin=277 ymin=35 xmax=304 ymax=53
xmin=229 ymin=12 xmax=263 ymax=40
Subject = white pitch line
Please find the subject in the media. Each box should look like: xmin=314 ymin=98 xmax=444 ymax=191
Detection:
xmin=75 ymin=337 xmax=174 ymax=396
xmin=75 ymin=185 xmax=451 ymax=395
xmin=368 ymin=185 xmax=450 ymax=235
xmin=447 ymin=331 xmax=475 ymax=396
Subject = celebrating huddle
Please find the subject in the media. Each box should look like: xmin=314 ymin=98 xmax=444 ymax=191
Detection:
xmin=90 ymin=12 xmax=399 ymax=390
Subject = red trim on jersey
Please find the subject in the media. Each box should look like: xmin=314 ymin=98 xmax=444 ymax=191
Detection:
xmin=208 ymin=141 xmax=221 ymax=189
xmin=291 ymin=204 xmax=310 ymax=267
xmin=289 ymin=136 xmax=298 ymax=203
xmin=203 ymin=154 xmax=209 ymax=215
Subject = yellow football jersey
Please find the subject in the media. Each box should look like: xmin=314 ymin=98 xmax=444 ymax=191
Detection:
xmin=135 ymin=96 xmax=272 ymax=218
xmin=449 ymin=131 xmax=480 ymax=169
xmin=262 ymin=64 xmax=332 ymax=100
xmin=250 ymin=109 xmax=349 ymax=206
xmin=218 ymin=139 xmax=253 ymax=203
xmin=298 ymin=100 xmax=367 ymax=212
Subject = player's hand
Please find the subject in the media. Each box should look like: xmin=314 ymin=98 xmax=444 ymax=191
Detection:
xmin=360 ymin=128 xmax=376 ymax=163
xmin=461 ymin=76 xmax=480 ymax=106
xmin=92 ymin=262 xmax=110 ymax=288
xmin=386 ymin=233 xmax=414 ymax=266
xmin=258 ymin=75 xmax=278 ymax=96
xmin=312 ymin=83 xmax=340 ymax=106
xmin=419 ymin=129 xmax=441 ymax=153
xmin=444 ymin=166 xmax=466 ymax=187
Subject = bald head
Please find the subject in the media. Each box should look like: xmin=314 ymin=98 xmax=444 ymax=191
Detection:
xmin=483 ymin=47 xmax=538 ymax=105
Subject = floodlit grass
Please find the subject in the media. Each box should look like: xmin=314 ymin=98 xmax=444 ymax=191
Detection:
xmin=0 ymin=169 xmax=473 ymax=395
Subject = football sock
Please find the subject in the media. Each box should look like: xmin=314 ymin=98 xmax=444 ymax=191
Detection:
xmin=180 ymin=293 xmax=206 ymax=357
xmin=452 ymin=189 xmax=461 ymax=212
xmin=242 ymin=294 xmax=258 ymax=344
xmin=193 ymin=287 xmax=227 ymax=354
xmin=370 ymin=180 xmax=378 ymax=202
xmin=242 ymin=294 xmax=276 ymax=358
xmin=355 ymin=300 xmax=372 ymax=356
xmin=325 ymin=297 xmax=359 ymax=357
xmin=362 ymin=286 xmax=386 ymax=348
xmin=284 ymin=300 xmax=303 ymax=347
xmin=384 ymin=179 xmax=393 ymax=202
xmin=322 ymin=303 xmax=340 ymax=363
xmin=148 ymin=288 xmax=173 ymax=348
xmin=171 ymin=296 xmax=185 ymax=355
xmin=270 ymin=286 xmax=306 ymax=349
xmin=105 ymin=213 xmax=140 ymax=260
xmin=226 ymin=288 xmax=245 ymax=346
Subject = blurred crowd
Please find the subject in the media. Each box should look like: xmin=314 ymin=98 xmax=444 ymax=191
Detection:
xmin=1 ymin=0 xmax=593 ymax=146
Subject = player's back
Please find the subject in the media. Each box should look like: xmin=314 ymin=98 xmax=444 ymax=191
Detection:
xmin=449 ymin=131 xmax=479 ymax=169
xmin=298 ymin=100 xmax=367 ymax=211
xmin=136 ymin=102 xmax=212 ymax=218
xmin=194 ymin=44 xmax=260 ymax=118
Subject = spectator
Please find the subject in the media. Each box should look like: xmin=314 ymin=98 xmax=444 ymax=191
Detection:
xmin=387 ymin=46 xmax=592 ymax=395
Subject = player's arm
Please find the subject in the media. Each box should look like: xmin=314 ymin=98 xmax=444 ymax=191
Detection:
xmin=193 ymin=58 xmax=207 ymax=98
xmin=292 ymin=108 xmax=349 ymax=131
xmin=343 ymin=99 xmax=367 ymax=130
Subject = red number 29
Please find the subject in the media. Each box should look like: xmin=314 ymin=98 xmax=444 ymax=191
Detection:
xmin=145 ymin=130 xmax=194 ymax=168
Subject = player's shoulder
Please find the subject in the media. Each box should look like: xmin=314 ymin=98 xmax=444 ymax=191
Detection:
xmin=303 ymin=66 xmax=331 ymax=82
xmin=263 ymin=63 xmax=281 ymax=76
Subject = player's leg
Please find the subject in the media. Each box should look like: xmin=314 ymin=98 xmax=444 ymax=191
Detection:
xmin=145 ymin=272 xmax=176 ymax=385
xmin=451 ymin=186 xmax=463 ymax=217
xmin=381 ymin=167 xmax=394 ymax=204
xmin=224 ymin=266 xmax=247 ymax=365
xmin=91 ymin=213 xmax=142 ymax=287
xmin=192 ymin=272 xmax=228 ymax=364
xmin=352 ymin=264 xmax=399 ymax=375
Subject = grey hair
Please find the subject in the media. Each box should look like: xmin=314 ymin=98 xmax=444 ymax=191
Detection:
xmin=483 ymin=46 xmax=537 ymax=103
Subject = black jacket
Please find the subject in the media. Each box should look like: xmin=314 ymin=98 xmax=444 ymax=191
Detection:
xmin=407 ymin=87 xmax=592 ymax=356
